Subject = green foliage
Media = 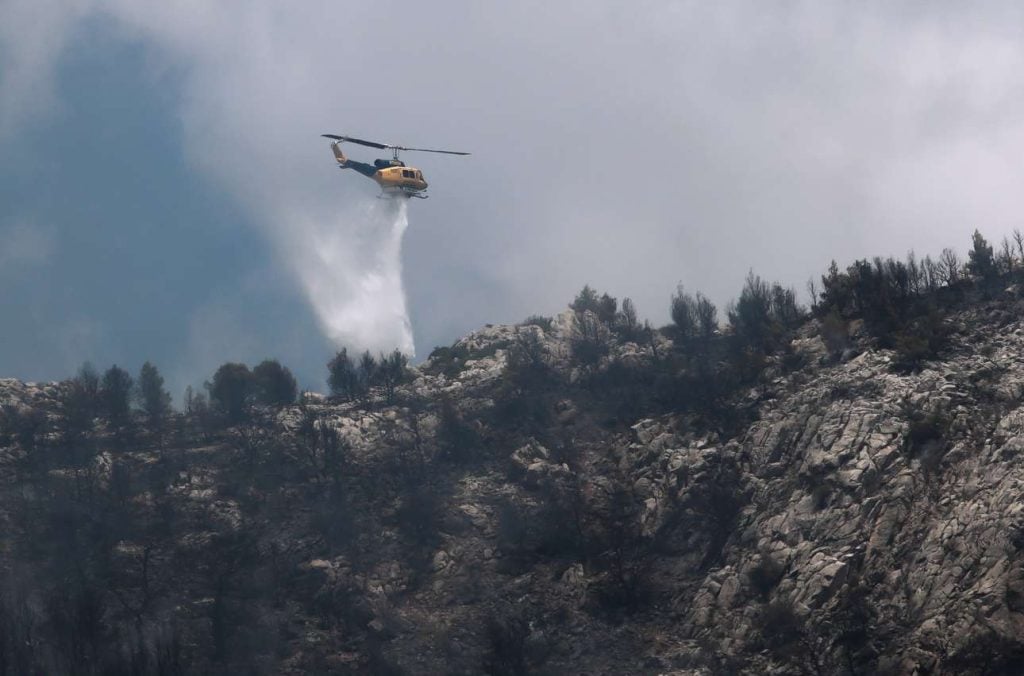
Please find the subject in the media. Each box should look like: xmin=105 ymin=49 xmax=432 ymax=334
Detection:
xmin=570 ymin=311 xmax=610 ymax=365
xmin=207 ymin=362 xmax=254 ymax=424
xmin=613 ymin=297 xmax=644 ymax=342
xmin=968 ymin=229 xmax=998 ymax=288
xmin=570 ymin=285 xmax=618 ymax=324
xmin=252 ymin=359 xmax=297 ymax=406
xmin=137 ymin=361 xmax=172 ymax=424
xmin=891 ymin=308 xmax=949 ymax=372
xmin=327 ymin=349 xmax=406 ymax=403
xmin=358 ymin=351 xmax=378 ymax=397
xmin=495 ymin=331 xmax=557 ymax=434
xmin=58 ymin=362 xmax=101 ymax=442
xmin=436 ymin=400 xmax=479 ymax=463
xmin=101 ymin=364 xmax=134 ymax=428
xmin=902 ymin=407 xmax=948 ymax=477
xmin=570 ymin=284 xmax=599 ymax=314
xmin=519 ymin=315 xmax=553 ymax=332
xmin=378 ymin=349 xmax=410 ymax=404
xmin=327 ymin=348 xmax=359 ymax=400
xmin=727 ymin=272 xmax=802 ymax=353
xmin=0 ymin=404 xmax=45 ymax=451
xmin=77 ymin=362 xmax=100 ymax=401
xmin=670 ymin=285 xmax=697 ymax=339
xmin=728 ymin=273 xmax=773 ymax=349
xmin=588 ymin=471 xmax=653 ymax=613
xmin=295 ymin=403 xmax=347 ymax=482
xmin=670 ymin=286 xmax=718 ymax=345
xmin=395 ymin=484 xmax=443 ymax=555
xmin=424 ymin=338 xmax=513 ymax=379
xmin=820 ymin=310 xmax=849 ymax=359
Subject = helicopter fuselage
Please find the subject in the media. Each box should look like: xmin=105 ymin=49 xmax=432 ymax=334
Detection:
xmin=331 ymin=142 xmax=428 ymax=197
xmin=371 ymin=161 xmax=428 ymax=196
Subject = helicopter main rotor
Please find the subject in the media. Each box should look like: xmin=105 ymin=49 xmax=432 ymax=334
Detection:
xmin=321 ymin=134 xmax=470 ymax=161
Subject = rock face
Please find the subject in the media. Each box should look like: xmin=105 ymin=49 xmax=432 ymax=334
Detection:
xmin=5 ymin=306 xmax=1024 ymax=673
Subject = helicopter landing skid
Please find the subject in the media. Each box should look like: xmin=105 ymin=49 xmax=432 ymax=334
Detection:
xmin=377 ymin=192 xmax=428 ymax=200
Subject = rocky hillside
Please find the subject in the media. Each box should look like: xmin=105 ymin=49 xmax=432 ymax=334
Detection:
xmin=3 ymin=300 xmax=1024 ymax=674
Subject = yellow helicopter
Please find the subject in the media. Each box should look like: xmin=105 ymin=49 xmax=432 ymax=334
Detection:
xmin=322 ymin=133 xmax=469 ymax=199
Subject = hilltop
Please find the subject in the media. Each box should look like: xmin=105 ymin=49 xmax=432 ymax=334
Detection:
xmin=5 ymin=240 xmax=1024 ymax=673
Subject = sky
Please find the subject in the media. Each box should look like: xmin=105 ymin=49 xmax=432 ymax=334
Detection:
xmin=4 ymin=2 xmax=1024 ymax=396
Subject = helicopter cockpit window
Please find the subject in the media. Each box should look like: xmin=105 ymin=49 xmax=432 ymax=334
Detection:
xmin=402 ymin=170 xmax=412 ymax=178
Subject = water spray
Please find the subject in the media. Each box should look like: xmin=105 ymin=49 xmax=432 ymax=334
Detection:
xmin=287 ymin=197 xmax=415 ymax=356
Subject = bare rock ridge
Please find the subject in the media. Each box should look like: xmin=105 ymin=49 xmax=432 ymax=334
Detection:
xmin=3 ymin=301 xmax=1024 ymax=674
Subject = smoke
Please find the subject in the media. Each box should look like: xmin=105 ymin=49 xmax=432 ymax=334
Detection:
xmin=281 ymin=197 xmax=415 ymax=357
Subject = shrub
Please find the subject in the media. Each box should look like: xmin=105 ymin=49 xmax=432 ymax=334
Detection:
xmin=436 ymin=400 xmax=479 ymax=464
xmin=358 ymin=351 xmax=379 ymax=398
xmin=252 ymin=359 xmax=297 ymax=406
xmin=378 ymin=350 xmax=410 ymax=404
xmin=519 ymin=315 xmax=553 ymax=332
xmin=570 ymin=285 xmax=617 ymax=324
xmin=395 ymin=484 xmax=442 ymax=551
xmin=481 ymin=610 xmax=530 ymax=676
xmin=76 ymin=362 xmax=100 ymax=405
xmin=505 ymin=330 xmax=553 ymax=391
xmin=891 ymin=309 xmax=948 ymax=372
xmin=207 ymin=363 xmax=254 ymax=424
xmin=327 ymin=349 xmax=359 ymax=400
xmin=728 ymin=272 xmax=802 ymax=353
xmin=819 ymin=311 xmax=849 ymax=358
xmin=694 ymin=294 xmax=718 ymax=340
xmin=613 ymin=297 xmax=644 ymax=341
xmin=670 ymin=285 xmax=698 ymax=340
xmin=728 ymin=273 xmax=775 ymax=350
xmin=570 ymin=285 xmax=600 ymax=315
xmin=967 ymin=229 xmax=997 ymax=286
xmin=59 ymin=377 xmax=96 ymax=447
xmin=748 ymin=553 xmax=786 ymax=599
xmin=1 ymin=405 xmax=46 ymax=452
xmin=570 ymin=311 xmax=610 ymax=365
xmin=755 ymin=599 xmax=818 ymax=670
xmin=903 ymin=409 xmax=948 ymax=474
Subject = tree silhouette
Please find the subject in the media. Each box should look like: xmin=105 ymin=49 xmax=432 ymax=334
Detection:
xmin=137 ymin=361 xmax=172 ymax=426
xmin=252 ymin=359 xmax=297 ymax=406
xmin=207 ymin=363 xmax=254 ymax=424
xmin=101 ymin=365 xmax=134 ymax=429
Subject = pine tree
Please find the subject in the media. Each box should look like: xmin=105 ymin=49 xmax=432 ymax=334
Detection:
xmin=137 ymin=361 xmax=172 ymax=425
xmin=101 ymin=365 xmax=134 ymax=428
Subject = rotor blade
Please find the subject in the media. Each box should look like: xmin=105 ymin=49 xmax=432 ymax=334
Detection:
xmin=395 ymin=146 xmax=471 ymax=156
xmin=320 ymin=134 xmax=390 ymax=150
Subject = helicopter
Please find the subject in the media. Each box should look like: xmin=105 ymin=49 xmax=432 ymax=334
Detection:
xmin=322 ymin=133 xmax=469 ymax=199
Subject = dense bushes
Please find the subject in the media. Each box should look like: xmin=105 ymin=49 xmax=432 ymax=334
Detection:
xmin=813 ymin=230 xmax=1015 ymax=366
xmin=327 ymin=348 xmax=410 ymax=404
xmin=252 ymin=359 xmax=297 ymax=406
xmin=207 ymin=363 xmax=254 ymax=423
xmin=670 ymin=285 xmax=717 ymax=343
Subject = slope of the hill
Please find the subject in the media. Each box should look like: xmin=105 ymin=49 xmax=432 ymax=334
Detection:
xmin=3 ymin=300 xmax=1024 ymax=674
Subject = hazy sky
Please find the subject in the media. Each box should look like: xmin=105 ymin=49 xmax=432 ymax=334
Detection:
xmin=4 ymin=2 xmax=1024 ymax=395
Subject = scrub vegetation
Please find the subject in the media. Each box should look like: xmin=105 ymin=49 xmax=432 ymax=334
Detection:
xmin=0 ymin=228 xmax=1020 ymax=673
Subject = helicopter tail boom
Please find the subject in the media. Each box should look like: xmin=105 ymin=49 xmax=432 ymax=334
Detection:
xmin=328 ymin=140 xmax=378 ymax=178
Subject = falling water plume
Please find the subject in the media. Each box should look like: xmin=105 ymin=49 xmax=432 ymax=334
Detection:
xmin=286 ymin=197 xmax=414 ymax=356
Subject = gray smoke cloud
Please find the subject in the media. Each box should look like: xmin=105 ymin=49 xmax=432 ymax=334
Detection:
xmin=6 ymin=1 xmax=1024 ymax=373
